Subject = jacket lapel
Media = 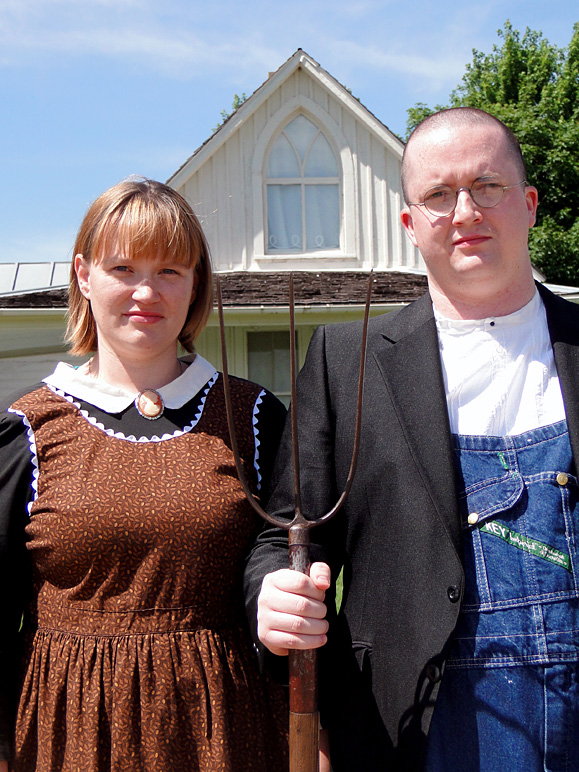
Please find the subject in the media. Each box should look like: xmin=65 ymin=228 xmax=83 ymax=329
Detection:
xmin=540 ymin=284 xmax=579 ymax=463
xmin=366 ymin=284 xmax=579 ymax=567
xmin=372 ymin=294 xmax=462 ymax=552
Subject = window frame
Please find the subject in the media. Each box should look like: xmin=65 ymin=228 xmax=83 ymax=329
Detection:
xmin=251 ymin=98 xmax=357 ymax=264
xmin=265 ymin=116 xmax=341 ymax=254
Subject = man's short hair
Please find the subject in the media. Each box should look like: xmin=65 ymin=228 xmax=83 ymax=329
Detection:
xmin=401 ymin=107 xmax=527 ymax=203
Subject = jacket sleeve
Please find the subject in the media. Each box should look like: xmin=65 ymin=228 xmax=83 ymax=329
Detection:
xmin=0 ymin=407 xmax=34 ymax=761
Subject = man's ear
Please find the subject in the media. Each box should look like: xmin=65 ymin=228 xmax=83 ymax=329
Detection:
xmin=525 ymin=185 xmax=539 ymax=229
xmin=400 ymin=208 xmax=418 ymax=247
xmin=74 ymin=254 xmax=91 ymax=300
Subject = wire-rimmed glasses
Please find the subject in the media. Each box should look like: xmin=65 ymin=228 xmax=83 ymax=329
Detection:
xmin=408 ymin=177 xmax=528 ymax=217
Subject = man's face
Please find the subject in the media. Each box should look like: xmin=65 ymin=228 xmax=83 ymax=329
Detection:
xmin=400 ymin=122 xmax=538 ymax=313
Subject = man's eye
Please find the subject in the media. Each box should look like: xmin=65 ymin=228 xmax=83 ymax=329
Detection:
xmin=474 ymin=180 xmax=501 ymax=192
xmin=425 ymin=189 xmax=451 ymax=202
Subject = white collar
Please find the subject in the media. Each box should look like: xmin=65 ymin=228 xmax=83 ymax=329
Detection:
xmin=43 ymin=354 xmax=218 ymax=414
xmin=434 ymin=289 xmax=541 ymax=333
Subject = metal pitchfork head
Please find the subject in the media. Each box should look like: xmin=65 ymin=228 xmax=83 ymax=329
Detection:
xmin=216 ymin=272 xmax=373 ymax=772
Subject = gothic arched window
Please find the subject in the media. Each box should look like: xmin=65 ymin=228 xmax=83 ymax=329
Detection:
xmin=266 ymin=115 xmax=340 ymax=252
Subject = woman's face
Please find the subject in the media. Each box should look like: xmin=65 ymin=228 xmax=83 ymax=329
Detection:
xmin=75 ymin=245 xmax=197 ymax=367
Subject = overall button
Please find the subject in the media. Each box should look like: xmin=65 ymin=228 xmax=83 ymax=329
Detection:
xmin=467 ymin=512 xmax=479 ymax=525
xmin=557 ymin=472 xmax=569 ymax=486
xmin=425 ymin=663 xmax=442 ymax=683
xmin=447 ymin=585 xmax=461 ymax=603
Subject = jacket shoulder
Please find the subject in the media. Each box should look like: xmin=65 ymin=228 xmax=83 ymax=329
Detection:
xmin=320 ymin=291 xmax=433 ymax=345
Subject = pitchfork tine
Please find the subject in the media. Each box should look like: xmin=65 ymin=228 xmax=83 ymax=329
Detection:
xmin=316 ymin=269 xmax=372 ymax=524
xmin=289 ymin=274 xmax=304 ymax=521
xmin=216 ymin=275 xmax=271 ymax=524
xmin=216 ymin=271 xmax=372 ymax=530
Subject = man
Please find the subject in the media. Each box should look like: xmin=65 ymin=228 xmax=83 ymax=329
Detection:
xmin=245 ymin=108 xmax=579 ymax=771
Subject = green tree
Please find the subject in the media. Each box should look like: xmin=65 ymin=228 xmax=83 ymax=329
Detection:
xmin=406 ymin=22 xmax=579 ymax=284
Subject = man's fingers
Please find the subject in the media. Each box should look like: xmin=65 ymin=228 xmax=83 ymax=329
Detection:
xmin=265 ymin=567 xmax=328 ymax=601
xmin=260 ymin=628 xmax=328 ymax=656
xmin=310 ymin=561 xmax=331 ymax=590
xmin=260 ymin=609 xmax=329 ymax=637
xmin=257 ymin=609 xmax=329 ymax=655
xmin=260 ymin=584 xmax=327 ymax=619
xmin=257 ymin=567 xmax=331 ymax=655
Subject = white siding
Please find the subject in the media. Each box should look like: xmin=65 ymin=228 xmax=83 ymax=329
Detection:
xmin=172 ymin=61 xmax=421 ymax=274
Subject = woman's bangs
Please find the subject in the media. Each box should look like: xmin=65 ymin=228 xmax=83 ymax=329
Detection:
xmin=92 ymin=199 xmax=198 ymax=268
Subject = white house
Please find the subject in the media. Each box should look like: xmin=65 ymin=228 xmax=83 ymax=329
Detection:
xmin=168 ymin=47 xmax=426 ymax=404
xmin=1 ymin=50 xmax=576 ymax=402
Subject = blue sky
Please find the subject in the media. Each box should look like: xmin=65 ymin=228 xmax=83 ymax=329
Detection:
xmin=0 ymin=0 xmax=577 ymax=265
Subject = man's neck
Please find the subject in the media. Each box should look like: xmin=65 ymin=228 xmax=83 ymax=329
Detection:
xmin=429 ymin=277 xmax=536 ymax=321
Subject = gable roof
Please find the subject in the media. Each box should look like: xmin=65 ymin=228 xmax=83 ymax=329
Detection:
xmin=168 ymin=49 xmax=404 ymax=189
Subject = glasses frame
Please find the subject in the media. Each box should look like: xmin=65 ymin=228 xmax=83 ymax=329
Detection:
xmin=407 ymin=178 xmax=528 ymax=217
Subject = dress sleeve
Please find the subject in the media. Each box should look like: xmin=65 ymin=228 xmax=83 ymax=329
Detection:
xmin=0 ymin=407 xmax=35 ymax=761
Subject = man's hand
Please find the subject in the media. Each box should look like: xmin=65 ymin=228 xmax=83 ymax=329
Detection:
xmin=257 ymin=562 xmax=331 ymax=656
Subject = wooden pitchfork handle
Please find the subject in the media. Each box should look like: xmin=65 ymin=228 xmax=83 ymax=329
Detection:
xmin=217 ymin=272 xmax=372 ymax=772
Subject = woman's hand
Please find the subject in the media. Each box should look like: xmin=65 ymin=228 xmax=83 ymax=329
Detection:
xmin=257 ymin=562 xmax=331 ymax=656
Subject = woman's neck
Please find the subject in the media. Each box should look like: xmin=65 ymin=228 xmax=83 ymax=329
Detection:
xmin=88 ymin=348 xmax=184 ymax=393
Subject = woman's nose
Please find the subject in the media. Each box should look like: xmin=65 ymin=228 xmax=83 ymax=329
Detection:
xmin=132 ymin=279 xmax=159 ymax=301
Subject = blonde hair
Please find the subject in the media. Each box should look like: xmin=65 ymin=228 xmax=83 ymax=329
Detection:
xmin=66 ymin=178 xmax=213 ymax=355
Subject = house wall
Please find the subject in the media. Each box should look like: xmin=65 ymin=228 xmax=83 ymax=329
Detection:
xmin=175 ymin=66 xmax=422 ymax=274
xmin=0 ymin=305 xmax=394 ymax=402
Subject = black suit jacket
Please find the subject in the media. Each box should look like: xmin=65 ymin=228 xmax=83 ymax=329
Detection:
xmin=244 ymin=283 xmax=579 ymax=771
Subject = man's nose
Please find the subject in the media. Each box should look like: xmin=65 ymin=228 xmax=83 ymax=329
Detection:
xmin=452 ymin=188 xmax=482 ymax=224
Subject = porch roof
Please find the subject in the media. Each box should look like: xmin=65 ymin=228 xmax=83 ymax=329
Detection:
xmin=0 ymin=271 xmax=429 ymax=309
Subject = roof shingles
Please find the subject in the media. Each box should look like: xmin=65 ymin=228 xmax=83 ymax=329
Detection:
xmin=0 ymin=271 xmax=428 ymax=309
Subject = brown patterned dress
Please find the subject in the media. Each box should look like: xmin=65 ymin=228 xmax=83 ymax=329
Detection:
xmin=0 ymin=371 xmax=288 ymax=771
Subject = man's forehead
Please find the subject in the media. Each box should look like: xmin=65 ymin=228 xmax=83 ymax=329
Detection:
xmin=409 ymin=122 xmax=505 ymax=159
xmin=405 ymin=123 xmax=513 ymax=191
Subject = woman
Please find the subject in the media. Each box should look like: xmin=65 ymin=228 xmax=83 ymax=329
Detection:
xmin=0 ymin=179 xmax=288 ymax=771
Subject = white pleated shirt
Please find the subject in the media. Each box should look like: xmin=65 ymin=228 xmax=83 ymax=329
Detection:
xmin=434 ymin=291 xmax=566 ymax=436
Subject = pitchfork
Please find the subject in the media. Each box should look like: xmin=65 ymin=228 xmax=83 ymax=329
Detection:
xmin=216 ymin=272 xmax=372 ymax=772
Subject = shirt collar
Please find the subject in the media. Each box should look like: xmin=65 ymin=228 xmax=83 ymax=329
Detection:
xmin=434 ymin=289 xmax=541 ymax=334
xmin=43 ymin=354 xmax=219 ymax=413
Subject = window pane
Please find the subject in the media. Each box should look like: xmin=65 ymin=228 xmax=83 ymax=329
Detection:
xmin=267 ymin=185 xmax=302 ymax=250
xmin=248 ymin=331 xmax=292 ymax=406
xmin=284 ymin=115 xmax=318 ymax=164
xmin=305 ymin=133 xmax=338 ymax=177
xmin=305 ymin=185 xmax=340 ymax=249
xmin=267 ymin=133 xmax=300 ymax=178
xmin=272 ymin=332 xmax=291 ymax=394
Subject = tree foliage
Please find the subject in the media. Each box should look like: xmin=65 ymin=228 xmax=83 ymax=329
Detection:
xmin=406 ymin=22 xmax=579 ymax=284
xmin=213 ymin=93 xmax=248 ymax=133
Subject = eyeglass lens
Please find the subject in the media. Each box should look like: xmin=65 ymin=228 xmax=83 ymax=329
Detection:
xmin=423 ymin=179 xmax=505 ymax=216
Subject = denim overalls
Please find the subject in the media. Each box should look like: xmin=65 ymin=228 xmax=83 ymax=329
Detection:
xmin=425 ymin=420 xmax=579 ymax=772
